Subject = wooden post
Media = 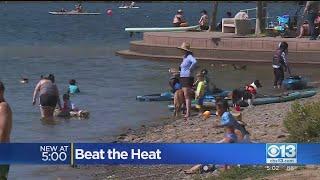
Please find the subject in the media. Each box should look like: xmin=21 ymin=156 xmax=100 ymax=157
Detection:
xmin=255 ymin=1 xmax=263 ymax=34
xmin=209 ymin=1 xmax=218 ymax=32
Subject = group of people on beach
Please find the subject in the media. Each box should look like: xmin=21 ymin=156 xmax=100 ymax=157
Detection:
xmin=168 ymin=39 xmax=291 ymax=174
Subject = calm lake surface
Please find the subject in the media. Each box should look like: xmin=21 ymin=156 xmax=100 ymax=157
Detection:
xmin=0 ymin=1 xmax=318 ymax=179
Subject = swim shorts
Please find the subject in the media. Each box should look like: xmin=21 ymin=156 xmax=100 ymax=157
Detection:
xmin=180 ymin=77 xmax=194 ymax=88
xmin=40 ymin=94 xmax=58 ymax=107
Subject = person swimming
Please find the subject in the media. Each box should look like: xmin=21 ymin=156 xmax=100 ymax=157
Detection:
xmin=68 ymin=79 xmax=80 ymax=94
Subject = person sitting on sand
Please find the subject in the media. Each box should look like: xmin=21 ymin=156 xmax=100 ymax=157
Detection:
xmin=215 ymin=99 xmax=250 ymax=142
xmin=184 ymin=100 xmax=239 ymax=175
xmin=173 ymin=9 xmax=188 ymax=27
xmin=198 ymin=10 xmax=209 ymax=30
xmin=195 ymin=73 xmax=206 ymax=116
xmin=68 ymin=79 xmax=80 ymax=94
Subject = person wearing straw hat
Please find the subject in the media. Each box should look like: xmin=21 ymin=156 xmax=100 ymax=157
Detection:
xmin=173 ymin=9 xmax=188 ymax=27
xmin=178 ymin=42 xmax=197 ymax=118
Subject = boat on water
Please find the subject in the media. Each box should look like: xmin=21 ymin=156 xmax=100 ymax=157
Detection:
xmin=125 ymin=25 xmax=200 ymax=32
xmin=167 ymin=90 xmax=317 ymax=111
xmin=118 ymin=6 xmax=140 ymax=9
xmin=136 ymin=90 xmax=231 ymax=102
xmin=49 ymin=11 xmax=101 ymax=15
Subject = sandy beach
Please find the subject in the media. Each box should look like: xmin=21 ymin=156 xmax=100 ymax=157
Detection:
xmin=46 ymin=89 xmax=320 ymax=180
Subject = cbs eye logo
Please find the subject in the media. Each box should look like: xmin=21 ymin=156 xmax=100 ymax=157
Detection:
xmin=266 ymin=143 xmax=297 ymax=164
xmin=267 ymin=145 xmax=281 ymax=158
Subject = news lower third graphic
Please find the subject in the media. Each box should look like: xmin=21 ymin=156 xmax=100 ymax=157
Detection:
xmin=0 ymin=143 xmax=319 ymax=165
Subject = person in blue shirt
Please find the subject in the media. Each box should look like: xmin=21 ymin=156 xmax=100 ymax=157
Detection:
xmin=177 ymin=42 xmax=197 ymax=118
xmin=68 ymin=79 xmax=80 ymax=94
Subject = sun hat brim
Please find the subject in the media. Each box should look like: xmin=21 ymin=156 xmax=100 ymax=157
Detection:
xmin=177 ymin=46 xmax=192 ymax=52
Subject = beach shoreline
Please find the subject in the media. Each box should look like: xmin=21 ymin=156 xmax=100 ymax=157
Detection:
xmin=47 ymin=89 xmax=320 ymax=179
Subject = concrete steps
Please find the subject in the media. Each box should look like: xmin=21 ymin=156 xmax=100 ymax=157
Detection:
xmin=116 ymin=32 xmax=320 ymax=65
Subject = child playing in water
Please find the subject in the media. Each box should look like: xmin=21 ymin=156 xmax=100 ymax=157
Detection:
xmin=56 ymin=94 xmax=89 ymax=118
xmin=68 ymin=79 xmax=80 ymax=94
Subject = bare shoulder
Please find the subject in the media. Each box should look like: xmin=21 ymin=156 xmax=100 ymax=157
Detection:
xmin=0 ymin=102 xmax=12 ymax=114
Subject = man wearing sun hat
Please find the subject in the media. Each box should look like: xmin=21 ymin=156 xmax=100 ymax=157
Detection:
xmin=173 ymin=9 xmax=188 ymax=27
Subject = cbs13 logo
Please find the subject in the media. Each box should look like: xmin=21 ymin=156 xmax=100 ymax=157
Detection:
xmin=266 ymin=143 xmax=297 ymax=163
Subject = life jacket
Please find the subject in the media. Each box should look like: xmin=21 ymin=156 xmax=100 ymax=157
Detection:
xmin=272 ymin=49 xmax=285 ymax=67
xmin=245 ymin=83 xmax=257 ymax=95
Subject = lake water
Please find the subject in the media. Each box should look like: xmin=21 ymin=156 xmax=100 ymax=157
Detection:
xmin=0 ymin=1 xmax=318 ymax=179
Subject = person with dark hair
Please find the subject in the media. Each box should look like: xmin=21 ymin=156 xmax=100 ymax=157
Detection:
xmin=272 ymin=42 xmax=290 ymax=89
xmin=0 ymin=81 xmax=12 ymax=179
xmin=177 ymin=42 xmax=197 ymax=118
xmin=216 ymin=11 xmax=233 ymax=31
xmin=32 ymin=74 xmax=62 ymax=120
xmin=173 ymin=9 xmax=188 ymax=27
xmin=68 ymin=79 xmax=80 ymax=94
xmin=198 ymin=10 xmax=209 ymax=30
xmin=303 ymin=1 xmax=319 ymax=40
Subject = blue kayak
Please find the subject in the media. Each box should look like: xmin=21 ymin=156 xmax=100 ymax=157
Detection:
xmin=282 ymin=76 xmax=307 ymax=90
xmin=168 ymin=90 xmax=317 ymax=111
xmin=136 ymin=90 xmax=231 ymax=102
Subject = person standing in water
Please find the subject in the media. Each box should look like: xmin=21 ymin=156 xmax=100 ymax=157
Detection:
xmin=68 ymin=79 xmax=80 ymax=94
xmin=32 ymin=74 xmax=62 ymax=120
xmin=0 ymin=81 xmax=12 ymax=180
xmin=178 ymin=42 xmax=197 ymax=118
xmin=272 ymin=42 xmax=290 ymax=89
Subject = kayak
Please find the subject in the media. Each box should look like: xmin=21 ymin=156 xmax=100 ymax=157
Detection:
xmin=125 ymin=25 xmax=200 ymax=33
xmin=167 ymin=90 xmax=317 ymax=111
xmin=119 ymin=6 xmax=140 ymax=9
xmin=136 ymin=90 xmax=231 ymax=102
xmin=49 ymin=11 xmax=101 ymax=15
xmin=282 ymin=76 xmax=307 ymax=90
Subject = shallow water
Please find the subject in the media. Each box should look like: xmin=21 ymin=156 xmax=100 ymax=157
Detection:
xmin=0 ymin=1 xmax=318 ymax=179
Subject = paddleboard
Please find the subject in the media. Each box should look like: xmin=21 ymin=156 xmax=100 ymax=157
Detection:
xmin=125 ymin=25 xmax=200 ymax=32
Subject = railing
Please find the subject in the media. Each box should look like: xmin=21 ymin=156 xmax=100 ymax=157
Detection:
xmin=239 ymin=7 xmax=267 ymax=16
xmin=239 ymin=7 xmax=275 ymax=28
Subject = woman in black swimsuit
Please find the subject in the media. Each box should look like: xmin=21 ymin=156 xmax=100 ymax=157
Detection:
xmin=32 ymin=74 xmax=61 ymax=120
